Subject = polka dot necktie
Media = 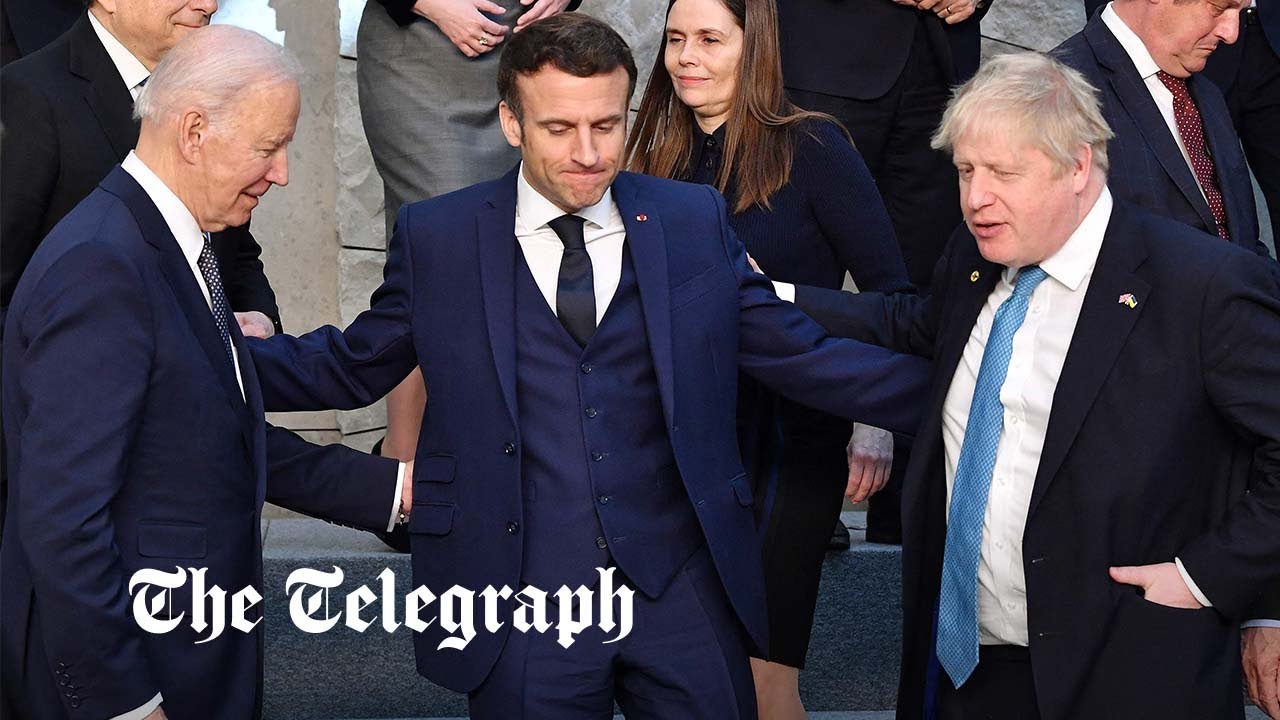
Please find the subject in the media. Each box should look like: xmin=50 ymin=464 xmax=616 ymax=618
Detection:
xmin=936 ymin=265 xmax=1049 ymax=689
xmin=196 ymin=232 xmax=236 ymax=368
xmin=1156 ymin=71 xmax=1231 ymax=240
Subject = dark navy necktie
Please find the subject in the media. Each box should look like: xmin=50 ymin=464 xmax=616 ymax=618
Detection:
xmin=196 ymin=232 xmax=236 ymax=367
xmin=549 ymin=214 xmax=595 ymax=347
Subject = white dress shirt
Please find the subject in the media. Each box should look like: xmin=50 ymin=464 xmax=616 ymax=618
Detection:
xmin=1100 ymin=3 xmax=1210 ymax=203
xmin=87 ymin=10 xmax=150 ymax=101
xmin=943 ymin=188 xmax=1112 ymax=646
xmin=514 ymin=163 xmax=627 ymax=322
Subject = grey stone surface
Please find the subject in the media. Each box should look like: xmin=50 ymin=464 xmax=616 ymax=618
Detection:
xmin=337 ymin=58 xmax=388 ymax=252
xmin=335 ymin=246 xmax=391 ymax=434
xmin=580 ymin=1 xmax=666 ymax=108
xmin=982 ymin=0 xmax=1085 ymax=52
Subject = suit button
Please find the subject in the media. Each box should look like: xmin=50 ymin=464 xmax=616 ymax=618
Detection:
xmin=595 ymin=536 xmax=608 ymax=549
xmin=58 ymin=678 xmax=68 ymax=687
xmin=591 ymin=451 xmax=604 ymax=462
xmin=585 ymin=407 xmax=598 ymax=418
xmin=580 ymin=363 xmax=593 ymax=374
xmin=69 ymin=700 xmax=81 ymax=709
xmin=598 ymin=495 xmax=610 ymax=505
xmin=57 ymin=663 xmax=67 ymax=671
xmin=507 ymin=521 xmax=520 ymax=534
xmin=503 ymin=442 xmax=516 ymax=456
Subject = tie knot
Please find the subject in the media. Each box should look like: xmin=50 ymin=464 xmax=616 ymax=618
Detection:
xmin=1156 ymin=70 xmax=1190 ymax=99
xmin=548 ymin=214 xmax=587 ymax=250
xmin=1012 ymin=265 xmax=1047 ymax=298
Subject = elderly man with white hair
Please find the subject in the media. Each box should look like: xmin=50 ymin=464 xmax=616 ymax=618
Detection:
xmin=774 ymin=51 xmax=1280 ymax=719
xmin=0 ymin=25 xmax=411 ymax=720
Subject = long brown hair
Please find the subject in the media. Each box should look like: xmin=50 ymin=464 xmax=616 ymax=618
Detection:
xmin=625 ymin=0 xmax=848 ymax=213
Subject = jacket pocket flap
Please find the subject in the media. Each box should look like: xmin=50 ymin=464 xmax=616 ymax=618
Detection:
xmin=409 ymin=502 xmax=455 ymax=535
xmin=729 ymin=473 xmax=753 ymax=507
xmin=415 ymin=454 xmax=456 ymax=484
xmin=137 ymin=521 xmax=208 ymax=559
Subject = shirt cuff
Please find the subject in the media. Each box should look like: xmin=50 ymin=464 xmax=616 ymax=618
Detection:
xmin=111 ymin=693 xmax=162 ymax=720
xmin=1243 ymin=619 xmax=1280 ymax=629
xmin=773 ymin=281 xmax=796 ymax=303
xmin=386 ymin=461 xmax=407 ymax=533
xmin=1174 ymin=556 xmax=1213 ymax=608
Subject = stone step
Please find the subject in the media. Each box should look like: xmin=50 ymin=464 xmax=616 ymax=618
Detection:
xmin=259 ymin=512 xmax=901 ymax=718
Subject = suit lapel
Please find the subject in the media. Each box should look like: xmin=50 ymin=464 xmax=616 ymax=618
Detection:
xmin=100 ymin=166 xmax=250 ymax=416
xmin=1087 ymin=20 xmax=1218 ymax=232
xmin=1027 ymin=204 xmax=1149 ymax=518
xmin=232 ymin=322 xmax=267 ymax=507
xmin=612 ymin=174 xmax=676 ymax=430
xmin=477 ymin=170 xmax=520 ymax=429
xmin=1188 ymin=75 xmax=1252 ymax=241
xmin=68 ymin=15 xmax=140 ymax=160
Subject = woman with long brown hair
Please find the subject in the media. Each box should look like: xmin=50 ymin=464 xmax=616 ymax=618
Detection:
xmin=627 ymin=0 xmax=913 ymax=716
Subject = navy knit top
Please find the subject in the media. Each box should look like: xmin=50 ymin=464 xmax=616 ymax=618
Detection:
xmin=687 ymin=118 xmax=911 ymax=295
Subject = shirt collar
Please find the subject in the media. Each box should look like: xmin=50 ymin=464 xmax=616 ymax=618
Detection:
xmin=1006 ymin=186 xmax=1113 ymax=292
xmin=121 ymin=151 xmax=206 ymax=266
xmin=87 ymin=10 xmax=151 ymax=94
xmin=515 ymin=161 xmax=616 ymax=233
xmin=1101 ymin=3 xmax=1162 ymax=80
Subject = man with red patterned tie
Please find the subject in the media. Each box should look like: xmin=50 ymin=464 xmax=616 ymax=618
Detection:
xmin=1054 ymin=0 xmax=1270 ymax=257
xmin=1055 ymin=4 xmax=1280 ymax=717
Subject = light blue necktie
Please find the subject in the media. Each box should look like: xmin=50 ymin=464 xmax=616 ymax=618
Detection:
xmin=936 ymin=265 xmax=1048 ymax=688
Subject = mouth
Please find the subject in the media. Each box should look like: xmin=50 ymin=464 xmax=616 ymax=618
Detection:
xmin=676 ymin=76 xmax=709 ymax=86
xmin=970 ymin=220 xmax=1006 ymax=239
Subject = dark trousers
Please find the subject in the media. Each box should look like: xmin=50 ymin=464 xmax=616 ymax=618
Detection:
xmin=1204 ymin=10 xmax=1280 ymax=250
xmin=938 ymin=646 xmax=1041 ymax=720
xmin=467 ymin=546 xmax=756 ymax=719
xmin=786 ymin=19 xmax=960 ymax=294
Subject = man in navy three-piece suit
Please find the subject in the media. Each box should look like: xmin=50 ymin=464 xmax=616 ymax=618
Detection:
xmin=247 ymin=14 xmax=930 ymax=719
xmin=1 ymin=27 xmax=410 ymax=720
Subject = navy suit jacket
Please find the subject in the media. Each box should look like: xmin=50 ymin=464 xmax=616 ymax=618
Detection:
xmin=795 ymin=200 xmax=1280 ymax=720
xmin=1054 ymin=17 xmax=1268 ymax=257
xmin=248 ymin=168 xmax=931 ymax=692
xmin=0 ymin=166 xmax=401 ymax=720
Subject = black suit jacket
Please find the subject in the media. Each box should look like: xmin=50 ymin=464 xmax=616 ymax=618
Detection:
xmin=0 ymin=14 xmax=281 ymax=329
xmin=1054 ymin=16 xmax=1267 ymax=257
xmin=795 ymin=201 xmax=1280 ymax=719
xmin=778 ymin=0 xmax=993 ymax=101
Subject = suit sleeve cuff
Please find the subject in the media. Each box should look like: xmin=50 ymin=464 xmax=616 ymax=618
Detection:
xmin=773 ymin=281 xmax=796 ymax=303
xmin=1175 ymin=556 xmax=1214 ymax=608
xmin=386 ymin=462 xmax=406 ymax=533
xmin=110 ymin=693 xmax=162 ymax=720
xmin=1243 ymin=619 xmax=1280 ymax=629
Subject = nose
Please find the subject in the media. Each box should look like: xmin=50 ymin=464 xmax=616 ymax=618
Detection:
xmin=678 ymin=40 xmax=698 ymax=67
xmin=266 ymin=150 xmax=289 ymax=187
xmin=192 ymin=0 xmax=218 ymax=17
xmin=964 ymin=172 xmax=995 ymax=213
xmin=571 ymin=129 xmax=600 ymax=169
xmin=1214 ymin=11 xmax=1240 ymax=45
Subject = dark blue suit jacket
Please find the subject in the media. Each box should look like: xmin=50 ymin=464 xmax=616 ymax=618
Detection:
xmin=248 ymin=168 xmax=931 ymax=692
xmin=1054 ymin=16 xmax=1267 ymax=257
xmin=795 ymin=200 xmax=1280 ymax=720
xmin=0 ymin=166 xmax=401 ymax=720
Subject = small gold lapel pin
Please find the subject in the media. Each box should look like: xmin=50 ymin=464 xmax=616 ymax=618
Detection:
xmin=1118 ymin=293 xmax=1138 ymax=309
xmin=970 ymin=271 xmax=980 ymax=283
xmin=636 ymin=214 xmax=648 ymax=222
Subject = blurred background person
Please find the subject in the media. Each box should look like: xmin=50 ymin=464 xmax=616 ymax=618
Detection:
xmin=776 ymin=0 xmax=993 ymax=549
xmin=0 ymin=0 xmax=80 ymax=66
xmin=627 ymin=0 xmax=911 ymax=716
xmin=357 ymin=0 xmax=579 ymax=474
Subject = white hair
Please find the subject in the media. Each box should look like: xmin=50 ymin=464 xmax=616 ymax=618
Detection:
xmin=134 ymin=24 xmax=300 ymax=131
xmin=932 ymin=51 xmax=1114 ymax=176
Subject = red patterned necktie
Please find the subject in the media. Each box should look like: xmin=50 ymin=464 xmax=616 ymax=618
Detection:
xmin=1156 ymin=70 xmax=1230 ymax=240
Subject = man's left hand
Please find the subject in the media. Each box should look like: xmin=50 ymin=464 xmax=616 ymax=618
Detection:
xmin=1108 ymin=562 xmax=1202 ymax=609
xmin=846 ymin=423 xmax=893 ymax=503
xmin=235 ymin=311 xmax=275 ymax=339
xmin=916 ymin=0 xmax=978 ymax=24
xmin=513 ymin=0 xmax=572 ymax=32
xmin=1244 ymin=626 xmax=1280 ymax=718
